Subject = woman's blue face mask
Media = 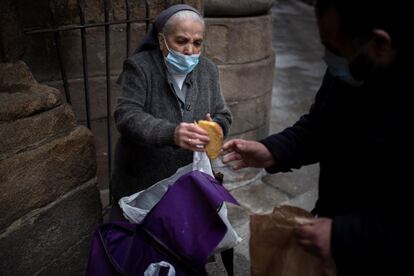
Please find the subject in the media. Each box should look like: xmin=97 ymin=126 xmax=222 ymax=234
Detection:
xmin=162 ymin=35 xmax=200 ymax=74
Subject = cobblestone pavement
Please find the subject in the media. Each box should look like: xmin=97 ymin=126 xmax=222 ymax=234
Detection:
xmin=207 ymin=0 xmax=326 ymax=274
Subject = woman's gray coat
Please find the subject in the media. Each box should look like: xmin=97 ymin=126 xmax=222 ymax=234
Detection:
xmin=110 ymin=49 xmax=232 ymax=201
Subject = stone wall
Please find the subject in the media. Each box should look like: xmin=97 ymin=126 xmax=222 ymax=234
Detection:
xmin=205 ymin=14 xmax=274 ymax=141
xmin=204 ymin=0 xmax=273 ymax=16
xmin=204 ymin=0 xmax=275 ymax=184
xmin=0 ymin=61 xmax=101 ymax=275
xmin=18 ymin=0 xmax=203 ymax=194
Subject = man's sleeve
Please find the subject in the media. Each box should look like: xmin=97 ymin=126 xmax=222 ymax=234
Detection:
xmin=260 ymin=71 xmax=334 ymax=173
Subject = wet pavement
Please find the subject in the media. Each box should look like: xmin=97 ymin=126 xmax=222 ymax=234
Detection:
xmin=206 ymin=0 xmax=326 ymax=274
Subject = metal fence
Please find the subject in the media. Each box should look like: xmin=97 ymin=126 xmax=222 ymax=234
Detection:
xmin=22 ymin=0 xmax=184 ymax=204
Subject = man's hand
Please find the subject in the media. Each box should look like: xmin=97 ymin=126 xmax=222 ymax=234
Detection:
xmin=295 ymin=218 xmax=333 ymax=261
xmin=221 ymin=139 xmax=275 ymax=170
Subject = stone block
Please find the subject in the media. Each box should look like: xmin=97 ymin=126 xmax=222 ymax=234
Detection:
xmin=204 ymin=15 xmax=273 ymax=64
xmin=134 ymin=0 xmax=203 ymax=19
xmin=17 ymin=0 xmax=203 ymax=27
xmin=0 ymin=60 xmax=37 ymax=91
xmin=204 ymin=0 xmax=273 ymax=17
xmin=36 ymin=235 xmax=91 ymax=276
xmin=228 ymin=122 xmax=269 ymax=141
xmin=45 ymin=75 xmax=121 ymax=192
xmin=0 ymin=61 xmax=63 ymax=121
xmin=0 ymin=105 xmax=76 ymax=160
xmin=218 ymin=55 xmax=275 ymax=102
xmin=24 ymin=24 xmax=146 ymax=82
xmin=89 ymin=116 xmax=120 ymax=191
xmin=46 ymin=75 xmax=121 ymax=122
xmin=227 ymin=91 xmax=272 ymax=136
xmin=22 ymin=0 xmax=203 ymax=82
xmin=0 ymin=180 xmax=101 ymax=276
xmin=0 ymin=127 xmax=97 ymax=231
xmin=58 ymin=24 xmax=145 ymax=79
xmin=0 ymin=84 xmax=62 ymax=122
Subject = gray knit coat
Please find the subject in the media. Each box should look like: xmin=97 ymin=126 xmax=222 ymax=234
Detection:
xmin=110 ymin=49 xmax=232 ymax=201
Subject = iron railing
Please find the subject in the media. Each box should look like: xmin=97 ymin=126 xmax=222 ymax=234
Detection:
xmin=22 ymin=0 xmax=185 ymax=205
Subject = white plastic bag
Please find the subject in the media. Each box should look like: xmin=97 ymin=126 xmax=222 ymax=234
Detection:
xmin=192 ymin=150 xmax=213 ymax=176
xmin=119 ymin=163 xmax=192 ymax=223
xmin=144 ymin=261 xmax=175 ymax=276
xmin=119 ymin=151 xmax=242 ymax=252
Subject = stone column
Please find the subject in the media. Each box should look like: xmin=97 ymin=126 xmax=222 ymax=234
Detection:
xmin=0 ymin=61 xmax=101 ymax=275
xmin=204 ymin=0 xmax=275 ymax=186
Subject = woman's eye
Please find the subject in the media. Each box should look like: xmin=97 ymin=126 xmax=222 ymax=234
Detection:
xmin=194 ymin=41 xmax=203 ymax=47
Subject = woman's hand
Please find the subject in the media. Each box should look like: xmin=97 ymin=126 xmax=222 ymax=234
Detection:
xmin=221 ymin=139 xmax=275 ymax=170
xmin=174 ymin=122 xmax=210 ymax=151
xmin=206 ymin=113 xmax=213 ymax=121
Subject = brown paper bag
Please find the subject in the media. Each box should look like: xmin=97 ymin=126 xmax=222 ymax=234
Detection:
xmin=250 ymin=205 xmax=336 ymax=276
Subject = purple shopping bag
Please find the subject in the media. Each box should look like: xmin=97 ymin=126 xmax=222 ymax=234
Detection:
xmin=86 ymin=171 xmax=239 ymax=276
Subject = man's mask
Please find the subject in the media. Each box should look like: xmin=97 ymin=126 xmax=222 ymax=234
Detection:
xmin=323 ymin=49 xmax=364 ymax=86
xmin=323 ymin=42 xmax=376 ymax=86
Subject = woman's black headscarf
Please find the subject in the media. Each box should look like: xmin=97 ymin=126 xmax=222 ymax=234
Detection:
xmin=134 ymin=4 xmax=200 ymax=54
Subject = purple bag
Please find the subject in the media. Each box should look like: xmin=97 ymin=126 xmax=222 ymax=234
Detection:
xmin=86 ymin=171 xmax=239 ymax=275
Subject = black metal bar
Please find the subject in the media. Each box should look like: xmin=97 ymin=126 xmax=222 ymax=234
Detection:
xmin=23 ymin=18 xmax=153 ymax=35
xmin=50 ymin=0 xmax=71 ymax=104
xmin=145 ymin=0 xmax=150 ymax=33
xmin=125 ymin=0 xmax=131 ymax=57
xmin=78 ymin=0 xmax=91 ymax=128
xmin=55 ymin=33 xmax=72 ymax=104
xmin=22 ymin=0 xmax=158 ymax=209
xmin=104 ymin=0 xmax=113 ymax=203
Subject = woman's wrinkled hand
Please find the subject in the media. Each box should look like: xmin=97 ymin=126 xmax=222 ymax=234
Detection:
xmin=174 ymin=122 xmax=210 ymax=151
xmin=206 ymin=113 xmax=213 ymax=121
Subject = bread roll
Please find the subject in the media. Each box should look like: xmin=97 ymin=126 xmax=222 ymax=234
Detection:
xmin=196 ymin=120 xmax=223 ymax=159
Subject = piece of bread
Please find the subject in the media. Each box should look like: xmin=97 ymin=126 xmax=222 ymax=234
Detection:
xmin=196 ymin=120 xmax=223 ymax=159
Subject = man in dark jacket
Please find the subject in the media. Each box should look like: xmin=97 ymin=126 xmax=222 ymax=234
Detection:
xmin=223 ymin=0 xmax=413 ymax=275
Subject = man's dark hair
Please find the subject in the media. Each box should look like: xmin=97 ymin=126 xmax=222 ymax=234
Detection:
xmin=315 ymin=0 xmax=414 ymax=46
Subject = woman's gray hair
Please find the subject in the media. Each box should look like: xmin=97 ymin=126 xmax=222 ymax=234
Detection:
xmin=162 ymin=10 xmax=205 ymax=36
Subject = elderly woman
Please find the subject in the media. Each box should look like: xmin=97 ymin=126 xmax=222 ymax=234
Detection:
xmin=109 ymin=4 xmax=232 ymax=219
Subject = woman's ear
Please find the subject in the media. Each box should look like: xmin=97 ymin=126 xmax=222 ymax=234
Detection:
xmin=369 ymin=29 xmax=395 ymax=65
xmin=158 ymin=32 xmax=165 ymax=52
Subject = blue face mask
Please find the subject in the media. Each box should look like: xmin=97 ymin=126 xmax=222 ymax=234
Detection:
xmin=323 ymin=49 xmax=364 ymax=87
xmin=163 ymin=36 xmax=200 ymax=74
